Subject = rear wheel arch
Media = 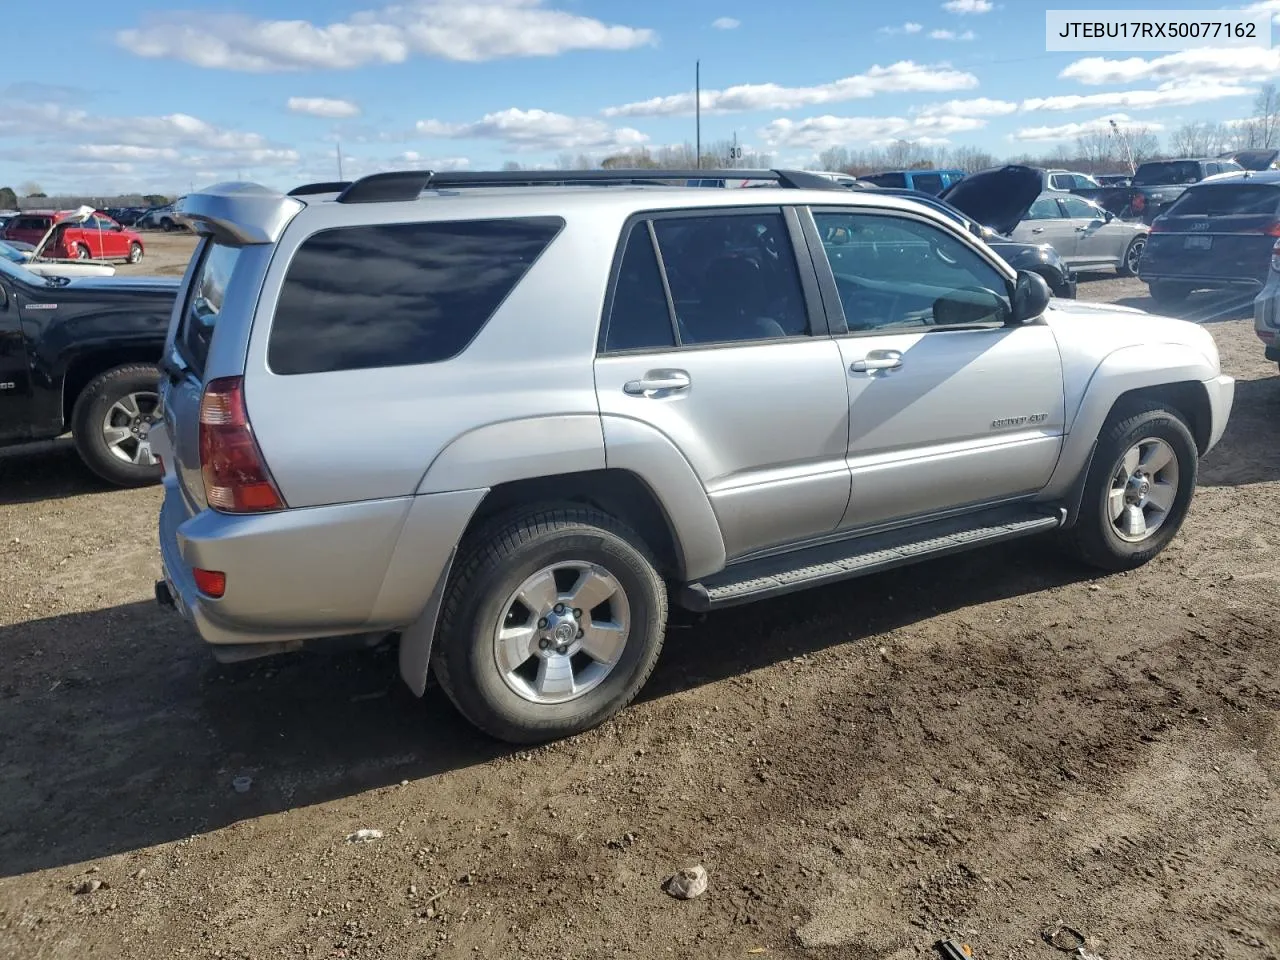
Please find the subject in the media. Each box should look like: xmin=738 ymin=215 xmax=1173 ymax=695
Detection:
xmin=61 ymin=346 xmax=164 ymax=427
xmin=466 ymin=469 xmax=686 ymax=582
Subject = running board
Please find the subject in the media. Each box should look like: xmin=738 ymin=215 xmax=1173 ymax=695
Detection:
xmin=680 ymin=505 xmax=1065 ymax=611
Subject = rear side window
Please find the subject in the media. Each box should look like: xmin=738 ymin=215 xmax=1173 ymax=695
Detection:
xmin=179 ymin=242 xmax=241 ymax=377
xmin=604 ymin=223 xmax=676 ymax=351
xmin=1167 ymin=184 xmax=1280 ymax=216
xmin=1133 ymin=161 xmax=1202 ymax=186
xmin=911 ymin=172 xmax=945 ymax=194
xmin=11 ymin=217 xmax=50 ymax=231
xmin=864 ymin=173 xmax=907 ymax=188
xmin=268 ymin=217 xmax=563 ymax=376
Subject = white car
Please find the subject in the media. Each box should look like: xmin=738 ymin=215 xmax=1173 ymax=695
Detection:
xmin=0 ymin=240 xmax=115 ymax=278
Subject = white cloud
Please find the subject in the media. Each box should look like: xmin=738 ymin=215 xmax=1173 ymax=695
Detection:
xmin=761 ymin=113 xmax=987 ymax=150
xmin=116 ymin=0 xmax=657 ymax=71
xmin=0 ymin=103 xmax=272 ymax=153
xmin=1011 ymin=113 xmax=1165 ymax=142
xmin=287 ymin=96 xmax=360 ymax=118
xmin=1023 ymin=79 xmax=1253 ymax=112
xmin=392 ymin=152 xmax=471 ymax=169
xmin=603 ymin=61 xmax=978 ymax=118
xmin=879 ymin=21 xmax=923 ymax=34
xmin=930 ymin=29 xmax=975 ymax=40
xmin=942 ymin=0 xmax=992 ymax=13
xmin=1243 ymin=1 xmax=1280 ymax=24
xmin=417 ymin=107 xmax=648 ymax=152
xmin=712 ymin=17 xmax=740 ymax=29
xmin=917 ymin=97 xmax=1018 ymax=117
xmin=1060 ymin=47 xmax=1280 ymax=85
xmin=70 ymin=144 xmax=182 ymax=162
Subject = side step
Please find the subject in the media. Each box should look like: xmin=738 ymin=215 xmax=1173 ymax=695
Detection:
xmin=680 ymin=504 xmax=1064 ymax=612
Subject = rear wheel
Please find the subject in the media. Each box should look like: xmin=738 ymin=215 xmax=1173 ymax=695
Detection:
xmin=1065 ymin=401 xmax=1198 ymax=572
xmin=1148 ymin=280 xmax=1191 ymax=306
xmin=73 ymin=243 xmax=91 ymax=260
xmin=160 ymin=218 xmax=174 ymax=232
xmin=127 ymin=242 xmax=143 ymax=264
xmin=70 ymin=364 xmax=165 ymax=487
xmin=432 ymin=506 xmax=668 ymax=744
xmin=1119 ymin=235 xmax=1145 ymax=277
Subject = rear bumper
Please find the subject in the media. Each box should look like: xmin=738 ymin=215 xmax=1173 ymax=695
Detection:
xmin=1140 ymin=274 xmax=1264 ymax=289
xmin=1203 ymin=373 xmax=1236 ymax=455
xmin=157 ymin=476 xmax=485 ymax=648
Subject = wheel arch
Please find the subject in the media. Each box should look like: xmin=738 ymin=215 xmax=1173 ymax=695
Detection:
xmin=62 ymin=348 xmax=162 ymax=427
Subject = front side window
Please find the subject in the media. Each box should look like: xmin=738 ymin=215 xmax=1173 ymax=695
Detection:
xmin=268 ymin=217 xmax=563 ymax=375
xmin=648 ymin=212 xmax=809 ymax=345
xmin=1060 ymin=196 xmax=1103 ymax=219
xmin=814 ymin=211 xmax=1011 ymax=332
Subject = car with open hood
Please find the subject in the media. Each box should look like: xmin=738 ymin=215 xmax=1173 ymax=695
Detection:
xmin=1 ymin=206 xmax=145 ymax=263
xmin=941 ymin=165 xmax=1149 ymax=276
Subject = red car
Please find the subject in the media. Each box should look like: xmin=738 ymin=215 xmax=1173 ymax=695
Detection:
xmin=1 ymin=210 xmax=145 ymax=263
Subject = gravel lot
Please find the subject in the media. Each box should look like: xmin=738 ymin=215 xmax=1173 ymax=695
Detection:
xmin=1 ymin=268 xmax=1278 ymax=960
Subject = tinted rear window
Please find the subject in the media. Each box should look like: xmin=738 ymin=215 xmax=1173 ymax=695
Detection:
xmin=179 ymin=241 xmax=242 ymax=377
xmin=11 ymin=216 xmax=51 ymax=231
xmin=911 ymin=173 xmax=945 ymax=194
xmin=864 ymin=173 xmax=907 ymax=188
xmin=1133 ymin=161 xmax=1203 ymax=186
xmin=267 ymin=217 xmax=563 ymax=376
xmin=1167 ymin=184 xmax=1280 ymax=216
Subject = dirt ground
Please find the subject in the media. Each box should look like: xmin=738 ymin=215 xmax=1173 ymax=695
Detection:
xmin=1 ymin=273 xmax=1278 ymax=960
xmin=122 ymin=230 xmax=199 ymax=277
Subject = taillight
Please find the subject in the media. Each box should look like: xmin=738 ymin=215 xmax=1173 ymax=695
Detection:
xmin=1132 ymin=194 xmax=1146 ymax=212
xmin=1265 ymin=221 xmax=1280 ymax=238
xmin=198 ymin=376 xmax=285 ymax=513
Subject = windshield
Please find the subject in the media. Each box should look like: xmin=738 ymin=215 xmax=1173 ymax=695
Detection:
xmin=1166 ymin=184 xmax=1280 ymax=216
xmin=0 ymin=241 xmax=26 ymax=265
xmin=1133 ymin=161 xmax=1203 ymax=186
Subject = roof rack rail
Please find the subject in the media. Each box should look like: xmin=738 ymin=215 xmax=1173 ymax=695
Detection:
xmin=288 ymin=180 xmax=352 ymax=197
xmin=334 ymin=168 xmax=844 ymax=204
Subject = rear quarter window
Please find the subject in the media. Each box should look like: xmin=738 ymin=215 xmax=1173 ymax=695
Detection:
xmin=267 ymin=217 xmax=564 ymax=376
xmin=178 ymin=241 xmax=242 ymax=377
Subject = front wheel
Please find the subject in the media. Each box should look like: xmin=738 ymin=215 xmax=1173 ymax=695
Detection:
xmin=1119 ymin=235 xmax=1145 ymax=277
xmin=1066 ymin=402 xmax=1198 ymax=572
xmin=432 ymin=506 xmax=668 ymax=744
xmin=160 ymin=218 xmax=174 ymax=232
xmin=70 ymin=364 xmax=165 ymax=487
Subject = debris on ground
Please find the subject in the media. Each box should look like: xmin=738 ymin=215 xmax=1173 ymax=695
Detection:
xmin=664 ymin=865 xmax=708 ymax=900
xmin=934 ymin=938 xmax=974 ymax=959
xmin=345 ymin=828 xmax=384 ymax=843
xmin=231 ymin=776 xmax=253 ymax=794
xmin=72 ymin=879 xmax=105 ymax=895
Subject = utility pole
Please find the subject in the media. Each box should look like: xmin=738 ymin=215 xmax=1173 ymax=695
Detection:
xmin=695 ymin=60 xmax=701 ymax=170
xmin=336 ymin=141 xmax=344 ymax=180
xmin=1110 ymin=118 xmax=1136 ymax=175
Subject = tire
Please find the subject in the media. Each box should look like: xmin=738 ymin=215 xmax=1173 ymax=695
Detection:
xmin=70 ymin=364 xmax=165 ymax=487
xmin=1065 ymin=401 xmax=1198 ymax=572
xmin=1118 ymin=235 xmax=1145 ymax=277
xmin=160 ymin=218 xmax=173 ymax=232
xmin=74 ymin=243 xmax=91 ymax=260
xmin=1148 ymin=281 xmax=1191 ymax=306
xmin=127 ymin=242 xmax=143 ymax=264
xmin=432 ymin=505 xmax=668 ymax=744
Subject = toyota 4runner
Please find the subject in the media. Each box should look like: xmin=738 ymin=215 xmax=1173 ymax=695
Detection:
xmin=153 ymin=168 xmax=1235 ymax=744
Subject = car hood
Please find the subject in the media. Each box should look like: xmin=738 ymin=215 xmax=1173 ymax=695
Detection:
xmin=939 ymin=165 xmax=1046 ymax=235
xmin=60 ymin=275 xmax=182 ymax=294
xmin=1044 ymin=299 xmax=1220 ymax=369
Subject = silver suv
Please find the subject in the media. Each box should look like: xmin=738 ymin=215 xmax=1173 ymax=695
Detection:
xmin=154 ymin=167 xmax=1235 ymax=744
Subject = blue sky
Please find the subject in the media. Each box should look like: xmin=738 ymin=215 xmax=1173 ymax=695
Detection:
xmin=3 ymin=0 xmax=1280 ymax=194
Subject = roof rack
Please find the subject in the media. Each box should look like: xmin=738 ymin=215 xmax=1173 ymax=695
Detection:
xmin=288 ymin=180 xmax=352 ymax=197
xmin=333 ymin=168 xmax=844 ymax=204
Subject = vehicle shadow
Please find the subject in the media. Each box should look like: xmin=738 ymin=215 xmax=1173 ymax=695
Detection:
xmin=0 ymin=538 xmax=1096 ymax=878
xmin=0 ymin=438 xmax=127 ymax=506
xmin=1114 ymin=290 xmax=1256 ymax=324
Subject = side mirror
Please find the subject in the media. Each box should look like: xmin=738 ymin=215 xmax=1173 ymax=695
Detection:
xmin=1104 ymin=209 xmax=1115 ymax=222
xmin=1012 ymin=270 xmax=1052 ymax=323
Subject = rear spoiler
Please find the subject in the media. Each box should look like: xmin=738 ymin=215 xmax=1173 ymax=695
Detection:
xmin=176 ymin=183 xmax=304 ymax=245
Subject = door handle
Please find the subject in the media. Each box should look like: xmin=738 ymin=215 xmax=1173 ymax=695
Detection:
xmin=1075 ymin=225 xmax=1088 ymax=232
xmin=1031 ymin=227 xmax=1045 ymax=234
xmin=850 ymin=350 xmax=903 ymax=373
xmin=623 ymin=370 xmax=690 ymax=396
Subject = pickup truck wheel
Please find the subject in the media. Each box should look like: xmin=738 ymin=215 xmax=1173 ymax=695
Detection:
xmin=1119 ymin=236 xmax=1145 ymax=277
xmin=160 ymin=218 xmax=174 ymax=232
xmin=432 ymin=506 xmax=667 ymax=744
xmin=70 ymin=364 xmax=165 ymax=487
xmin=1148 ymin=281 xmax=1191 ymax=306
xmin=1067 ymin=402 xmax=1198 ymax=572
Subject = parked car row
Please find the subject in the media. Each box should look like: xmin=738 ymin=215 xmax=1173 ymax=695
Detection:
xmin=1 ymin=207 xmax=146 ymax=263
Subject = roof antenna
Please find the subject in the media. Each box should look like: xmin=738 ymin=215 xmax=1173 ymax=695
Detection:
xmin=336 ymin=141 xmax=344 ymax=181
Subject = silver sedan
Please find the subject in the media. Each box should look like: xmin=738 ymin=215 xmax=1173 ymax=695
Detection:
xmin=1012 ymin=192 xmax=1149 ymax=276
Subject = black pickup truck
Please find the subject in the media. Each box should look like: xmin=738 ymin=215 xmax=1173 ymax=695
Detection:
xmin=0 ymin=254 xmax=180 ymax=486
xmin=1072 ymin=158 xmax=1244 ymax=224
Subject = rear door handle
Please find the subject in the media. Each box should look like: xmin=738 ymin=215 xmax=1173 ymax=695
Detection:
xmin=1031 ymin=227 xmax=1045 ymax=234
xmin=850 ymin=351 xmax=903 ymax=373
xmin=623 ymin=370 xmax=690 ymax=396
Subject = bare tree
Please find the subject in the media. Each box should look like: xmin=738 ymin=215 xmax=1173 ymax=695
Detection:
xmin=18 ymin=181 xmax=43 ymax=197
xmin=950 ymin=146 xmax=995 ymax=173
xmin=573 ymin=153 xmax=595 ymax=170
xmin=554 ymin=153 xmax=574 ymax=170
xmin=1074 ymin=130 xmax=1115 ymax=169
xmin=1253 ymin=83 xmax=1280 ymax=149
xmin=817 ymin=146 xmax=850 ymax=172
xmin=1127 ymin=127 xmax=1160 ymax=165
xmin=1170 ymin=121 xmax=1232 ymax=157
xmin=500 ymin=160 xmax=523 ymax=171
